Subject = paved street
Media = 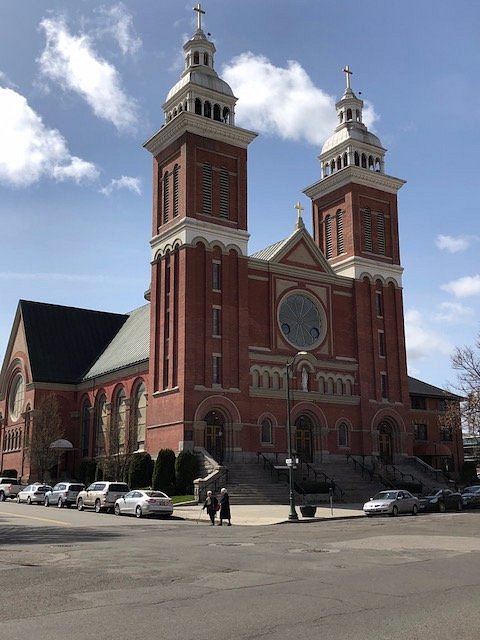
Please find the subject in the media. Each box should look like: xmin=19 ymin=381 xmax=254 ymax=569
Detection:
xmin=1 ymin=500 xmax=480 ymax=640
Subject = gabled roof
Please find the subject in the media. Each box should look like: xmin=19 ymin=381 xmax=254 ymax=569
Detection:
xmin=250 ymin=223 xmax=336 ymax=275
xmin=408 ymin=375 xmax=461 ymax=400
xmin=84 ymin=304 xmax=150 ymax=380
xmin=19 ymin=300 xmax=129 ymax=384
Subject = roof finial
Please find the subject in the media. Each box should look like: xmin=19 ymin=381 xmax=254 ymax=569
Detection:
xmin=193 ymin=3 xmax=205 ymax=31
xmin=343 ymin=64 xmax=352 ymax=90
xmin=294 ymin=201 xmax=305 ymax=229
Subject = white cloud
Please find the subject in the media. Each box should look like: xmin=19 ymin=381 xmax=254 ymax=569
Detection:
xmin=435 ymin=234 xmax=471 ymax=253
xmin=441 ymin=275 xmax=480 ymax=298
xmin=434 ymin=301 xmax=474 ymax=324
xmin=100 ymin=175 xmax=141 ymax=196
xmin=0 ymin=87 xmax=98 ymax=187
xmin=38 ymin=16 xmax=138 ymax=131
xmin=98 ymin=3 xmax=142 ymax=55
xmin=222 ymin=53 xmax=378 ymax=146
xmin=405 ymin=309 xmax=452 ymax=362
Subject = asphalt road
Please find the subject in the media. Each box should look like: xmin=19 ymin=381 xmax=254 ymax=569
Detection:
xmin=1 ymin=501 xmax=480 ymax=640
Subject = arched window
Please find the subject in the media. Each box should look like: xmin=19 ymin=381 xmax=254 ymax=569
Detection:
xmin=337 ymin=155 xmax=342 ymax=170
xmin=361 ymin=153 xmax=367 ymax=168
xmin=336 ymin=210 xmax=344 ymax=255
xmin=132 ymin=382 xmax=147 ymax=451
xmin=325 ymin=215 xmax=333 ymax=259
xmin=162 ymin=171 xmax=169 ymax=223
xmin=324 ymin=162 xmax=330 ymax=177
xmin=356 ymin=109 xmax=360 ymax=122
xmin=81 ymin=399 xmax=90 ymax=457
xmin=204 ymin=52 xmax=209 ymax=65
xmin=173 ymin=164 xmax=179 ymax=218
xmin=112 ymin=388 xmax=126 ymax=455
xmin=193 ymin=51 xmax=199 ymax=65
xmin=9 ymin=373 xmax=24 ymax=422
xmin=354 ymin=151 xmax=360 ymax=166
xmin=347 ymin=108 xmax=352 ymax=120
xmin=343 ymin=152 xmax=348 ymax=167
xmin=195 ymin=98 xmax=202 ymax=115
xmin=261 ymin=418 xmax=273 ymax=444
xmin=213 ymin=104 xmax=221 ymax=121
xmin=331 ymin=159 xmax=336 ymax=172
xmin=339 ymin=111 xmax=344 ymax=123
xmin=375 ymin=158 xmax=381 ymax=172
xmin=338 ymin=423 xmax=349 ymax=447
xmin=95 ymin=394 xmax=107 ymax=457
xmin=368 ymin=155 xmax=374 ymax=170
xmin=204 ymin=101 xmax=211 ymax=118
xmin=219 ymin=167 xmax=229 ymax=218
xmin=222 ymin=107 xmax=230 ymax=123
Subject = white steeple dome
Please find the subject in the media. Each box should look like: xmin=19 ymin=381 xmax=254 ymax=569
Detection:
xmin=320 ymin=66 xmax=386 ymax=179
xmin=162 ymin=4 xmax=237 ymax=126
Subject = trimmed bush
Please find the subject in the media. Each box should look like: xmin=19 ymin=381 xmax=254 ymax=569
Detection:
xmin=127 ymin=452 xmax=154 ymax=489
xmin=175 ymin=450 xmax=199 ymax=495
xmin=152 ymin=449 xmax=176 ymax=494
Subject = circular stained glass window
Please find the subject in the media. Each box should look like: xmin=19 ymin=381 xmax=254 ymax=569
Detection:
xmin=9 ymin=374 xmax=25 ymax=421
xmin=278 ymin=294 xmax=323 ymax=349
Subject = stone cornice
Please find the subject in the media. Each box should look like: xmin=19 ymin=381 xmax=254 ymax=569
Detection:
xmin=144 ymin=112 xmax=257 ymax=156
xmin=150 ymin=217 xmax=250 ymax=258
xmin=331 ymin=254 xmax=404 ymax=286
xmin=303 ymin=165 xmax=406 ymax=199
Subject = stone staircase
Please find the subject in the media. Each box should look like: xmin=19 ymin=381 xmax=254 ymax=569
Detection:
xmin=225 ymin=461 xmax=291 ymax=505
xmin=303 ymin=460 xmax=386 ymax=503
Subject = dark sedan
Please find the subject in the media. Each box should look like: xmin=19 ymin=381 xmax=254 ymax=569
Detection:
xmin=461 ymin=486 xmax=480 ymax=508
xmin=419 ymin=488 xmax=463 ymax=513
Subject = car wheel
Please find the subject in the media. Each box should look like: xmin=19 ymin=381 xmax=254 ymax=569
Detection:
xmin=27 ymin=496 xmax=32 ymax=505
xmin=135 ymin=506 xmax=143 ymax=518
xmin=16 ymin=495 xmax=21 ymax=503
xmin=77 ymin=498 xmax=84 ymax=511
xmin=438 ymin=502 xmax=446 ymax=513
xmin=44 ymin=497 xmax=49 ymax=507
xmin=114 ymin=503 xmax=121 ymax=516
xmin=0 ymin=491 xmax=5 ymax=502
xmin=95 ymin=499 xmax=102 ymax=513
xmin=390 ymin=505 xmax=398 ymax=517
xmin=57 ymin=498 xmax=63 ymax=508
xmin=412 ymin=504 xmax=418 ymax=516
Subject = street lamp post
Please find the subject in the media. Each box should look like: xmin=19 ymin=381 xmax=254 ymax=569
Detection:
xmin=285 ymin=351 xmax=307 ymax=521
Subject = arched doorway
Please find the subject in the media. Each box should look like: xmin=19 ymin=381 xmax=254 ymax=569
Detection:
xmin=294 ymin=415 xmax=314 ymax=463
xmin=204 ymin=410 xmax=225 ymax=464
xmin=378 ymin=421 xmax=394 ymax=464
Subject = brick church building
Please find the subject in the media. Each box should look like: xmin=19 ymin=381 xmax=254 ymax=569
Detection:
xmin=0 ymin=11 xmax=463 ymax=482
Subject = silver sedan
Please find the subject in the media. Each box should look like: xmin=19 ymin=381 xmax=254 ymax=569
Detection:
xmin=363 ymin=490 xmax=420 ymax=517
xmin=114 ymin=490 xmax=173 ymax=518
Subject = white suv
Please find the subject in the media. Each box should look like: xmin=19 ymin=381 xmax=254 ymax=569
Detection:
xmin=76 ymin=482 xmax=130 ymax=513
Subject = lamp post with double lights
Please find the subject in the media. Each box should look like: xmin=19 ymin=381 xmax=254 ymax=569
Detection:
xmin=285 ymin=351 xmax=307 ymax=521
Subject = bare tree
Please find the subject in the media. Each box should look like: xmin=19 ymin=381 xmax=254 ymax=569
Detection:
xmin=27 ymin=394 xmax=64 ymax=482
xmin=448 ymin=338 xmax=480 ymax=436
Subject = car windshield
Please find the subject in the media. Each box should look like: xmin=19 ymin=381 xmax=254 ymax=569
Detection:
xmin=145 ymin=491 xmax=168 ymax=498
xmin=372 ymin=492 xmax=397 ymax=501
xmin=108 ymin=484 xmax=129 ymax=492
xmin=68 ymin=484 xmax=84 ymax=491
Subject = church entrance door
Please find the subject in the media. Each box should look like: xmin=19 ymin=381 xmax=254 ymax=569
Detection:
xmin=204 ymin=411 xmax=225 ymax=464
xmin=294 ymin=416 xmax=314 ymax=463
xmin=378 ymin=423 xmax=393 ymax=464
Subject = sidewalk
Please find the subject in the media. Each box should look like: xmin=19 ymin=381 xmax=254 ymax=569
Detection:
xmin=174 ymin=502 xmax=365 ymax=526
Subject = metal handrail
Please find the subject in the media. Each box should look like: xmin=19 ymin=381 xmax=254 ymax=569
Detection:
xmin=297 ymin=459 xmax=344 ymax=500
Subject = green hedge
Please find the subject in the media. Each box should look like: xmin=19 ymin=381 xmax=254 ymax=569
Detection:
xmin=152 ymin=449 xmax=176 ymax=494
xmin=175 ymin=450 xmax=199 ymax=494
xmin=127 ymin=452 xmax=154 ymax=489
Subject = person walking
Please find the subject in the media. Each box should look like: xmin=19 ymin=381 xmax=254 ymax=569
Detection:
xmin=202 ymin=490 xmax=219 ymax=525
xmin=218 ymin=487 xmax=231 ymax=526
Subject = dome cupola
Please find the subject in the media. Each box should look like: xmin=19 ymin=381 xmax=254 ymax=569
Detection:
xmin=320 ymin=66 xmax=385 ymax=179
xmin=163 ymin=4 xmax=237 ymax=126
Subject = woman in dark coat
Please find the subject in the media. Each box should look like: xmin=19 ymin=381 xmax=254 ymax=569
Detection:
xmin=218 ymin=487 xmax=231 ymax=526
xmin=202 ymin=490 xmax=218 ymax=525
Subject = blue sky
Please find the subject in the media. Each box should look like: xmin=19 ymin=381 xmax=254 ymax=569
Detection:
xmin=0 ymin=0 xmax=479 ymax=391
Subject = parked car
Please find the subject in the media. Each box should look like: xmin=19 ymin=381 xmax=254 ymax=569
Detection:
xmin=0 ymin=477 xmax=25 ymax=501
xmin=76 ymin=481 xmax=130 ymax=513
xmin=461 ymin=486 xmax=480 ymax=508
xmin=418 ymin=488 xmax=463 ymax=512
xmin=363 ymin=490 xmax=420 ymax=517
xmin=114 ymin=490 xmax=174 ymax=518
xmin=44 ymin=482 xmax=85 ymax=508
xmin=17 ymin=484 xmax=53 ymax=505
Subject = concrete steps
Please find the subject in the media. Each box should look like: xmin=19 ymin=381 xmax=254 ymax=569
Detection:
xmin=225 ymin=462 xmax=290 ymax=505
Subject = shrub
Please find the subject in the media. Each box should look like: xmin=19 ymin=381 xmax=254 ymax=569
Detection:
xmin=175 ymin=450 xmax=199 ymax=495
xmin=152 ymin=449 xmax=176 ymax=494
xmin=127 ymin=452 xmax=154 ymax=489
xmin=461 ymin=461 xmax=478 ymax=484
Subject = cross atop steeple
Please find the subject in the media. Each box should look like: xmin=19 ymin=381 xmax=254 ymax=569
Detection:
xmin=343 ymin=64 xmax=352 ymax=89
xmin=193 ymin=3 xmax=205 ymax=31
xmin=294 ymin=201 xmax=305 ymax=229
